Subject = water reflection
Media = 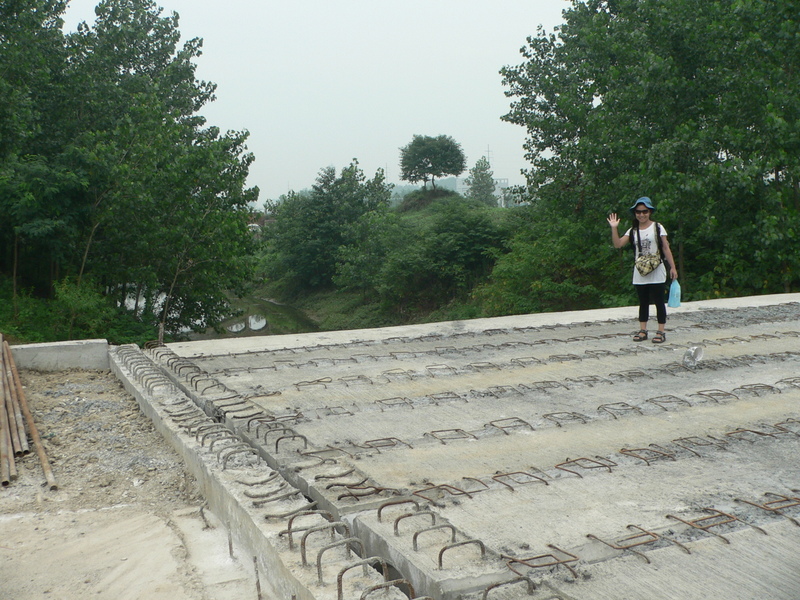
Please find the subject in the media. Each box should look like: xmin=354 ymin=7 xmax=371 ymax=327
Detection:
xmin=248 ymin=315 xmax=267 ymax=330
xmin=226 ymin=321 xmax=246 ymax=333
xmin=192 ymin=297 xmax=318 ymax=340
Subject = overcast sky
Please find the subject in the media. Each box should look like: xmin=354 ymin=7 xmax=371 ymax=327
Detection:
xmin=62 ymin=1 xmax=568 ymax=202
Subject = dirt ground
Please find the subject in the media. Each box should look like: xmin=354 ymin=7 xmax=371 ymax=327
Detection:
xmin=0 ymin=369 xmax=257 ymax=600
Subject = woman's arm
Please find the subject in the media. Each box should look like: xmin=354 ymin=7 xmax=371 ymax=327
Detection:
xmin=607 ymin=213 xmax=629 ymax=248
xmin=661 ymin=235 xmax=678 ymax=280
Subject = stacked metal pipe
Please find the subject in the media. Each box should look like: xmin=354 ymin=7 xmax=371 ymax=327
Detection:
xmin=0 ymin=333 xmax=57 ymax=489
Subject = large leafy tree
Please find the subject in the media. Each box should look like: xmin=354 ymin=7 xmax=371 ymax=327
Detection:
xmin=0 ymin=0 xmax=74 ymax=307
xmin=263 ymin=161 xmax=392 ymax=295
xmin=399 ymin=134 xmax=466 ymax=189
xmin=0 ymin=0 xmax=258 ymax=339
xmin=495 ymin=0 xmax=800 ymax=303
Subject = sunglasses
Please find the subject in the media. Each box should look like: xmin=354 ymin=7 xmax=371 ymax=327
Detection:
xmin=634 ymin=209 xmax=650 ymax=214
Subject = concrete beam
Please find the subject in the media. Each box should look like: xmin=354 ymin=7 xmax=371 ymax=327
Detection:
xmin=9 ymin=339 xmax=109 ymax=370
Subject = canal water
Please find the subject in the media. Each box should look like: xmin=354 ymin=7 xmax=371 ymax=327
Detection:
xmin=187 ymin=296 xmax=318 ymax=340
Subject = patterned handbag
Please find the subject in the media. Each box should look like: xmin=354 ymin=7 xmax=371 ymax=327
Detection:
xmin=635 ymin=253 xmax=662 ymax=276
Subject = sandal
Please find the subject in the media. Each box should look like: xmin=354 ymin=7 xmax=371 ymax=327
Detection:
xmin=633 ymin=330 xmax=648 ymax=342
xmin=652 ymin=331 xmax=666 ymax=344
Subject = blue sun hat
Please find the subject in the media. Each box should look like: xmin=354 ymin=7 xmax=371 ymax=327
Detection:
xmin=629 ymin=196 xmax=656 ymax=214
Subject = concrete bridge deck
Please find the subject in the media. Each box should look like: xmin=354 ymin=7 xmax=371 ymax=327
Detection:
xmin=25 ymin=293 xmax=799 ymax=600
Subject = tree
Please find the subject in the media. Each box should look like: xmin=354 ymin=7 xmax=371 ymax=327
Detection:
xmin=1 ymin=0 xmax=258 ymax=340
xmin=498 ymin=0 xmax=800 ymax=301
xmin=465 ymin=156 xmax=497 ymax=206
xmin=399 ymin=134 xmax=466 ymax=189
xmin=262 ymin=161 xmax=392 ymax=295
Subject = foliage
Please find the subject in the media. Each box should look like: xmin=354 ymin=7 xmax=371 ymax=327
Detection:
xmin=499 ymin=0 xmax=800 ymax=300
xmin=465 ymin=156 xmax=497 ymax=206
xmin=0 ymin=0 xmax=257 ymax=341
xmin=473 ymin=205 xmax=607 ymax=315
xmin=261 ymin=161 xmax=392 ymax=296
xmin=399 ymin=134 xmax=466 ymax=189
xmin=0 ymin=275 xmax=159 ymax=345
xmin=334 ymin=196 xmax=507 ymax=316
xmin=397 ymin=188 xmax=459 ymax=212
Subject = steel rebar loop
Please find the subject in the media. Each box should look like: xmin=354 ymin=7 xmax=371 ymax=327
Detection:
xmin=619 ymin=447 xmax=677 ymax=466
xmin=314 ymin=468 xmax=356 ymax=482
xmin=263 ymin=501 xmax=319 ymax=521
xmin=326 ymin=478 xmax=369 ymax=490
xmin=689 ymin=389 xmax=739 ymax=403
xmin=337 ymin=557 xmax=390 ymax=600
xmin=208 ymin=434 xmax=240 ymax=453
xmin=481 ymin=577 xmax=536 ymax=599
xmin=281 ymin=510 xmax=335 ymax=550
xmin=359 ymin=579 xmax=416 ymax=600
xmin=424 ymin=429 xmax=477 ymax=445
xmin=236 ymin=471 xmax=279 ymax=487
xmin=196 ymin=424 xmax=229 ymax=445
xmin=377 ymin=498 xmax=421 ymax=522
xmin=554 ymin=456 xmax=617 ymax=478
xmin=724 ymin=428 xmax=777 ymax=442
xmin=338 ymin=485 xmax=400 ymax=502
xmin=275 ymin=434 xmax=308 ymax=452
xmin=394 ymin=511 xmax=437 ymax=536
xmin=503 ymin=544 xmax=579 ymax=580
xmin=671 ymin=436 xmax=729 ymax=456
xmin=300 ymin=521 xmax=350 ymax=566
xmin=543 ymin=412 xmax=589 ymax=427
xmin=666 ymin=509 xmax=768 ymax=543
xmin=438 ymin=539 xmax=486 ymax=569
xmin=413 ymin=484 xmax=473 ymax=506
xmin=219 ymin=445 xmax=261 ymax=470
xmin=774 ymin=418 xmax=800 ymax=435
xmin=244 ymin=481 xmax=290 ymax=499
xmin=598 ymin=402 xmax=643 ymax=419
xmin=354 ymin=437 xmax=413 ymax=451
xmin=316 ymin=538 xmax=365 ymax=585
xmin=492 ymin=471 xmax=549 ymax=490
xmin=252 ymin=489 xmax=303 ymax=508
xmin=646 ymin=395 xmax=692 ymax=410
xmin=585 ymin=522 xmax=690 ymax=564
xmin=487 ymin=418 xmax=533 ymax=435
xmin=412 ymin=524 xmax=456 ymax=551
xmin=735 ymin=492 xmax=800 ymax=526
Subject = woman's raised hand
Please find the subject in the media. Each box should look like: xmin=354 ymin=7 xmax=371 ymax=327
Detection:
xmin=607 ymin=213 xmax=620 ymax=227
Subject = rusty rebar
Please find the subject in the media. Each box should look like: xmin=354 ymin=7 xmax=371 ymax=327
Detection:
xmin=1 ymin=355 xmax=24 ymax=458
xmin=1 ymin=339 xmax=12 ymax=486
xmin=2 ymin=347 xmax=28 ymax=456
xmin=503 ymin=544 xmax=579 ymax=579
xmin=4 ymin=341 xmax=57 ymax=490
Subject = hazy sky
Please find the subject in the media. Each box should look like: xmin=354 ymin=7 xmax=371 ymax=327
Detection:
xmin=62 ymin=1 xmax=569 ymax=202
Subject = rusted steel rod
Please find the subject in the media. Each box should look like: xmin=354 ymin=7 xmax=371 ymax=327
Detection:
xmin=2 ymin=354 xmax=24 ymax=457
xmin=1 ymin=395 xmax=12 ymax=485
xmin=4 ymin=341 xmax=57 ymax=490
xmin=0 ymin=334 xmax=15 ymax=485
xmin=3 ymin=346 xmax=29 ymax=455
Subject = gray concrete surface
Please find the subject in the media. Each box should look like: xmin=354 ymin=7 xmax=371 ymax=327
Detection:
xmin=69 ymin=294 xmax=800 ymax=598
xmin=11 ymin=338 xmax=109 ymax=370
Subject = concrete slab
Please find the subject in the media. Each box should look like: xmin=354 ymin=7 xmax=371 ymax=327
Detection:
xmin=108 ymin=294 xmax=800 ymax=599
xmin=10 ymin=338 xmax=109 ymax=370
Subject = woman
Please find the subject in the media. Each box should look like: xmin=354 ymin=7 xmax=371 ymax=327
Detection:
xmin=607 ymin=197 xmax=678 ymax=343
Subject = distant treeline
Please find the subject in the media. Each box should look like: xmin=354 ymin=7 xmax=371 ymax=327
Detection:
xmin=2 ymin=0 xmax=798 ymax=344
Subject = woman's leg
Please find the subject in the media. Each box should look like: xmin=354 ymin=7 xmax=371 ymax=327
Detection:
xmin=650 ymin=282 xmax=667 ymax=330
xmin=635 ymin=285 xmax=650 ymax=332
